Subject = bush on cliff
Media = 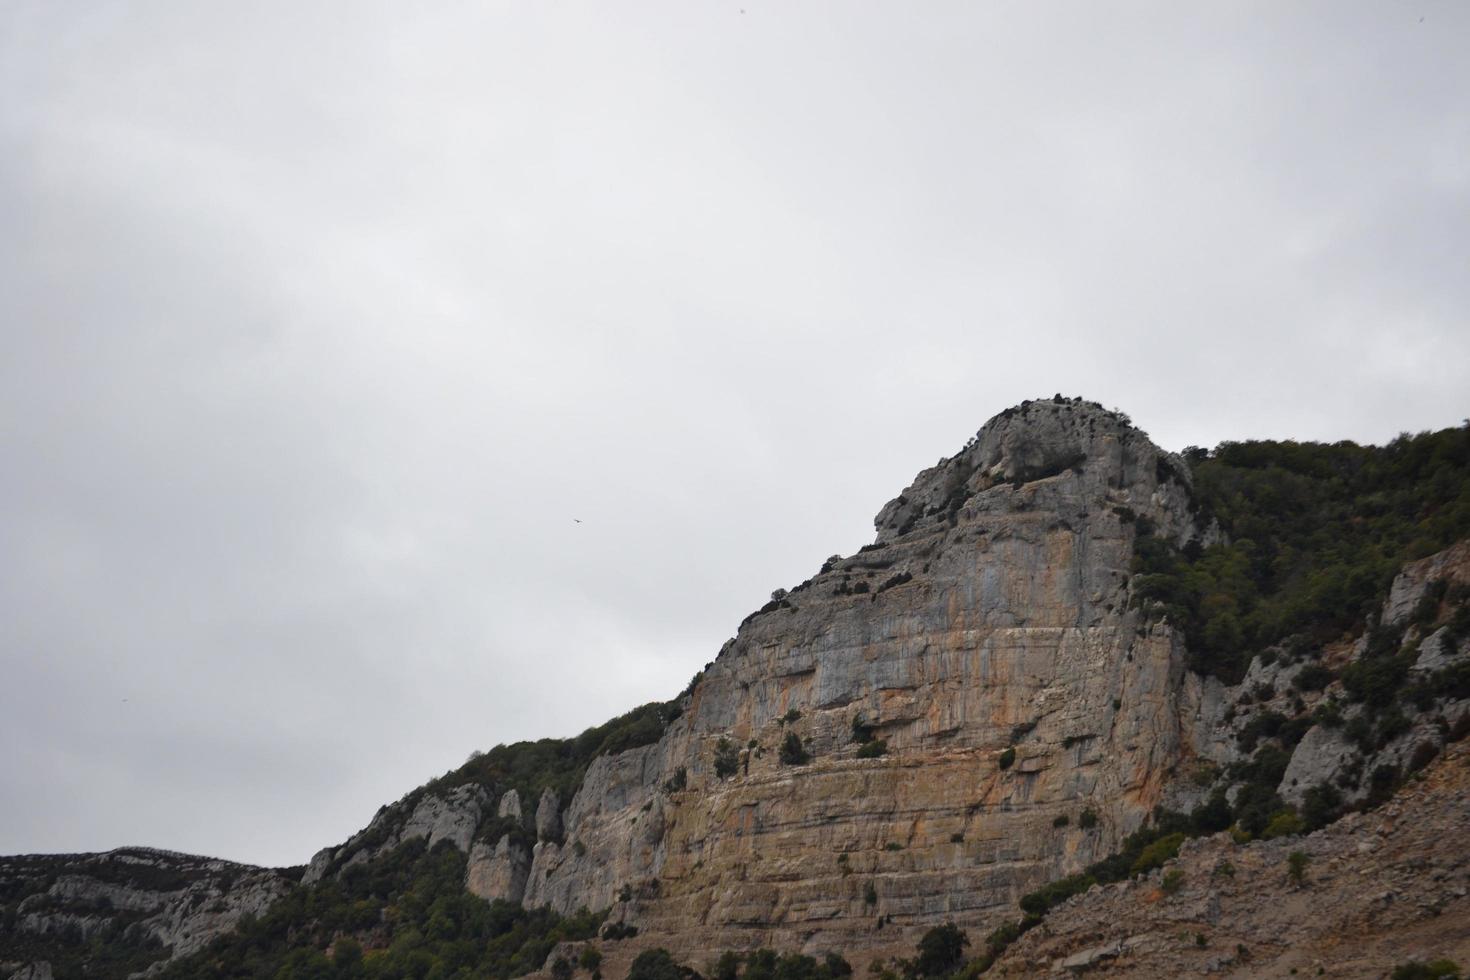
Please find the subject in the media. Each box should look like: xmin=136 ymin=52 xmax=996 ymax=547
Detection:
xmin=1130 ymin=426 xmax=1470 ymax=683
xmin=714 ymin=738 xmax=740 ymax=779
xmin=779 ymin=732 xmax=810 ymax=766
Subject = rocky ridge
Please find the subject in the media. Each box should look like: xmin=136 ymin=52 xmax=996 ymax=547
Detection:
xmin=0 ymin=847 xmax=292 ymax=977
xmin=990 ymin=739 xmax=1470 ymax=977
xmin=6 ymin=398 xmax=1468 ymax=979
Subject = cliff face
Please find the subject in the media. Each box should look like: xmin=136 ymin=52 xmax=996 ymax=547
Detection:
xmin=14 ymin=399 xmax=1462 ymax=979
xmin=0 ymin=847 xmax=292 ymax=975
xmin=510 ymin=398 xmax=1213 ymax=960
xmin=989 ymin=740 xmax=1470 ymax=978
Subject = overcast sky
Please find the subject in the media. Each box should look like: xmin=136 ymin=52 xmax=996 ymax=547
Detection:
xmin=2 ymin=1 xmax=1467 ymax=868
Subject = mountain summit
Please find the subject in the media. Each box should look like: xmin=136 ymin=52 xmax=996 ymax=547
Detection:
xmin=6 ymin=397 xmax=1470 ymax=979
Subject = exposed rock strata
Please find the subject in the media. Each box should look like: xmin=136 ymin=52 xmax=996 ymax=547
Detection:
xmin=519 ymin=399 xmax=1213 ymax=960
xmin=0 ymin=847 xmax=291 ymax=971
xmin=991 ymin=740 xmax=1470 ymax=977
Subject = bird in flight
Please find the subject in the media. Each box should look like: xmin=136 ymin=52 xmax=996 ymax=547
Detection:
xmin=573 ymin=519 xmax=583 ymax=524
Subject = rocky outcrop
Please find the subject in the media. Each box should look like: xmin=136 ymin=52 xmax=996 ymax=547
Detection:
xmin=1385 ymin=539 xmax=1470 ymax=626
xmin=301 ymin=783 xmax=489 ymax=885
xmin=992 ymin=740 xmax=1470 ymax=977
xmin=466 ymin=836 xmax=532 ymax=904
xmin=0 ymin=847 xmax=292 ymax=969
xmin=12 ymin=397 xmax=1463 ymax=978
xmin=536 ymin=789 xmax=562 ymax=843
xmin=513 ymin=399 xmax=1214 ymax=961
xmin=498 ymin=789 xmax=523 ymax=822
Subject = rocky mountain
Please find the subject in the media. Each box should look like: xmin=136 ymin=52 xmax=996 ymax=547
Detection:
xmin=989 ymin=739 xmax=1470 ymax=977
xmin=5 ymin=397 xmax=1468 ymax=980
xmin=0 ymin=848 xmax=292 ymax=978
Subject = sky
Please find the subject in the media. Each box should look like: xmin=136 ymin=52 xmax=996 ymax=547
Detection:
xmin=1 ymin=1 xmax=1467 ymax=868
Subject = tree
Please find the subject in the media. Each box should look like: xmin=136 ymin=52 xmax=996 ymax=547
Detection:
xmin=714 ymin=738 xmax=739 ymax=779
xmin=911 ymin=923 xmax=969 ymax=978
xmin=579 ymin=946 xmax=604 ymax=973
xmin=1287 ymin=850 xmax=1310 ymax=887
xmin=628 ymin=949 xmax=684 ymax=980
xmin=779 ymin=732 xmax=810 ymax=766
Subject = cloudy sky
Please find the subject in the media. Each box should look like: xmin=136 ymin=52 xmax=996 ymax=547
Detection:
xmin=2 ymin=1 xmax=1467 ymax=868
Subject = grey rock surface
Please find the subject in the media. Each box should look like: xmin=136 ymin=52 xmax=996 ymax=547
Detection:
xmin=465 ymin=836 xmax=532 ymax=904
xmin=535 ymin=788 xmax=562 ymax=842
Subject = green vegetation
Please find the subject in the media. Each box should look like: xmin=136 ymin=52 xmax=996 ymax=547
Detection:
xmin=1077 ymin=808 xmax=1098 ymax=830
xmin=156 ymin=839 xmax=604 ymax=979
xmin=1287 ymin=850 xmax=1310 ymax=887
xmin=629 ymin=949 xmax=693 ymax=980
xmin=1129 ymin=832 xmax=1185 ymax=876
xmin=997 ymin=748 xmax=1016 ymax=770
xmin=418 ymin=697 xmax=688 ymax=849
xmin=912 ymin=923 xmax=970 ymax=977
xmin=714 ymin=738 xmax=740 ymax=779
xmin=697 ymin=948 xmax=852 ymax=980
xmin=1161 ymin=868 xmax=1185 ymax=895
xmin=779 ymin=732 xmax=810 ymax=766
xmin=1131 ymin=427 xmax=1470 ymax=683
xmin=857 ymin=738 xmax=888 ymax=759
xmin=1391 ymin=960 xmax=1462 ymax=980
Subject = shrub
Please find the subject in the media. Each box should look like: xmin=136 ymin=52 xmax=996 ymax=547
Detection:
xmin=851 ymin=715 xmax=876 ymax=744
xmin=1078 ymin=808 xmax=1099 ymax=830
xmin=628 ymin=949 xmax=684 ymax=980
xmin=1302 ymin=783 xmax=1342 ymax=830
xmin=552 ymin=956 xmax=574 ymax=980
xmin=663 ymin=767 xmax=687 ymax=793
xmin=1019 ymin=873 xmax=1095 ymax=916
xmin=1407 ymin=739 xmax=1440 ymax=774
xmin=782 ymin=708 xmax=802 ymax=725
xmin=912 ymin=923 xmax=970 ymax=978
xmin=1129 ymin=832 xmax=1186 ymax=876
xmin=1391 ymin=961 xmax=1462 ymax=980
xmin=998 ymin=748 xmax=1016 ymax=770
xmin=1053 ymin=814 xmax=1070 ymax=828
xmin=1287 ymin=851 xmax=1310 ymax=886
xmin=712 ymin=952 xmax=740 ymax=980
xmin=1128 ymin=427 xmax=1470 ymax=684
xmin=580 ymin=947 xmax=603 ymax=972
xmin=1162 ymin=868 xmax=1185 ymax=895
xmin=1262 ymin=808 xmax=1305 ymax=839
xmin=779 ymin=732 xmax=810 ymax=766
xmin=714 ymin=738 xmax=739 ymax=779
xmin=857 ymin=739 xmax=888 ymax=759
xmin=1293 ymin=663 xmax=1334 ymax=691
xmin=865 ymin=882 xmax=878 ymax=905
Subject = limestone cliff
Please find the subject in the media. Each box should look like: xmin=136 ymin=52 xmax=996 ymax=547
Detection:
xmin=516 ymin=398 xmax=1215 ymax=961
xmin=9 ymin=398 xmax=1466 ymax=979
xmin=0 ymin=847 xmax=292 ymax=976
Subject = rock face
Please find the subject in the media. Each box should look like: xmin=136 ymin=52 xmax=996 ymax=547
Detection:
xmin=1384 ymin=539 xmax=1470 ymax=626
xmin=0 ymin=847 xmax=292 ymax=969
xmin=518 ymin=399 xmax=1215 ymax=960
xmin=12 ymin=397 xmax=1465 ymax=977
xmin=992 ymin=741 xmax=1470 ymax=977
xmin=466 ymin=837 xmax=532 ymax=904
xmin=535 ymin=789 xmax=562 ymax=843
xmin=301 ymin=783 xmax=489 ymax=885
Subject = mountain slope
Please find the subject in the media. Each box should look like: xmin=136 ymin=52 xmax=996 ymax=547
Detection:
xmin=4 ymin=398 xmax=1468 ymax=980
